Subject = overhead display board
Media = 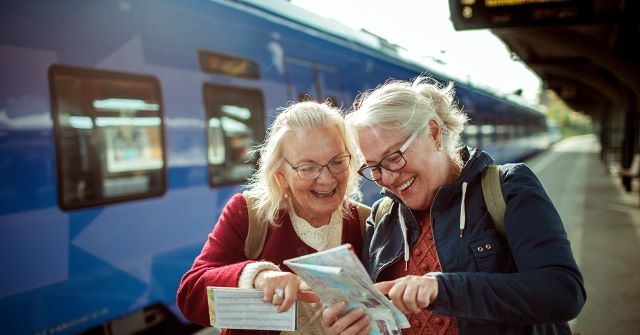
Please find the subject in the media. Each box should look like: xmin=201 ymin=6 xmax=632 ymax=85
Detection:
xmin=449 ymin=0 xmax=607 ymax=30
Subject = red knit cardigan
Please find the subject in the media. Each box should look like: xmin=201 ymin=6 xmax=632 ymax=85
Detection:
xmin=176 ymin=193 xmax=364 ymax=334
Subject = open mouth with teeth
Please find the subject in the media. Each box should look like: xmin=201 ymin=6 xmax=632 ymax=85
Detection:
xmin=311 ymin=188 xmax=337 ymax=198
xmin=397 ymin=176 xmax=416 ymax=193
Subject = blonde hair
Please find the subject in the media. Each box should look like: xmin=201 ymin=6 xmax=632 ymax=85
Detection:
xmin=244 ymin=100 xmax=361 ymax=226
xmin=347 ymin=76 xmax=469 ymax=165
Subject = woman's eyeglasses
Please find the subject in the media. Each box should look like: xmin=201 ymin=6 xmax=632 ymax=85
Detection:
xmin=358 ymin=131 xmax=418 ymax=182
xmin=285 ymin=154 xmax=352 ymax=180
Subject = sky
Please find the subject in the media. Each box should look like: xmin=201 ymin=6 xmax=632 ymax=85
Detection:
xmin=290 ymin=0 xmax=542 ymax=104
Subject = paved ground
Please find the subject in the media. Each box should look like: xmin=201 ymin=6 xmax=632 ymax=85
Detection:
xmin=527 ymin=134 xmax=640 ymax=335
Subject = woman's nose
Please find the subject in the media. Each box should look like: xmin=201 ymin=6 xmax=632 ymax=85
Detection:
xmin=378 ymin=168 xmax=399 ymax=186
xmin=315 ymin=166 xmax=334 ymax=182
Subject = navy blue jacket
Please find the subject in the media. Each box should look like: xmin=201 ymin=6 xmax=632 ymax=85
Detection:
xmin=363 ymin=147 xmax=585 ymax=335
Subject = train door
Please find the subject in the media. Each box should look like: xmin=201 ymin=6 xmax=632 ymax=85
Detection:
xmin=284 ymin=57 xmax=342 ymax=105
xmin=197 ymin=50 xmax=266 ymax=187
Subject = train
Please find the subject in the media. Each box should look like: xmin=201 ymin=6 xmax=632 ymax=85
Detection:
xmin=0 ymin=1 xmax=551 ymax=334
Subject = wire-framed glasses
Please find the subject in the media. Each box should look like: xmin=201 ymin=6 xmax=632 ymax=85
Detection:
xmin=358 ymin=131 xmax=418 ymax=181
xmin=285 ymin=154 xmax=352 ymax=180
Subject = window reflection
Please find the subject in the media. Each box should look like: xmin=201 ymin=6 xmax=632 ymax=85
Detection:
xmin=49 ymin=65 xmax=166 ymax=210
xmin=203 ymin=84 xmax=265 ymax=186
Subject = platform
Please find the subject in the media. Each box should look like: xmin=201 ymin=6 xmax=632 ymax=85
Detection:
xmin=526 ymin=134 xmax=640 ymax=335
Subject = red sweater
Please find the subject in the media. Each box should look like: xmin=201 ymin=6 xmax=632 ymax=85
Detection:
xmin=176 ymin=193 xmax=364 ymax=334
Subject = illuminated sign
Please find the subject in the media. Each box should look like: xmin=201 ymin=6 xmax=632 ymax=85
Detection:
xmin=449 ymin=0 xmax=611 ymax=30
xmin=198 ymin=50 xmax=260 ymax=79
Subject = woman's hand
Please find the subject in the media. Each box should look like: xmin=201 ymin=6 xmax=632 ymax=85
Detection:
xmin=375 ymin=275 xmax=438 ymax=314
xmin=321 ymin=301 xmax=371 ymax=335
xmin=297 ymin=280 xmax=320 ymax=303
xmin=253 ymin=270 xmax=303 ymax=313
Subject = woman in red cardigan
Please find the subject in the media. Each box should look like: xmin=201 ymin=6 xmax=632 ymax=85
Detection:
xmin=176 ymin=100 xmax=370 ymax=335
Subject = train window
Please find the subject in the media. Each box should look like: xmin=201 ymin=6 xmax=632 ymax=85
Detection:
xmin=203 ymin=84 xmax=265 ymax=187
xmin=198 ymin=50 xmax=260 ymax=79
xmin=465 ymin=123 xmax=479 ymax=147
xmin=49 ymin=65 xmax=166 ymax=210
xmin=496 ymin=125 xmax=508 ymax=142
xmin=317 ymin=68 xmax=343 ymax=106
xmin=287 ymin=59 xmax=316 ymax=101
xmin=285 ymin=57 xmax=342 ymax=105
xmin=479 ymin=124 xmax=495 ymax=147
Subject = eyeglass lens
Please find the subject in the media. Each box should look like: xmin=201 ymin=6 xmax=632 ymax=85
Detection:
xmin=359 ymin=152 xmax=407 ymax=181
xmin=358 ymin=131 xmax=418 ymax=181
xmin=292 ymin=155 xmax=351 ymax=180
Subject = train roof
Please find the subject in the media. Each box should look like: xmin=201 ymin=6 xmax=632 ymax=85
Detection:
xmin=236 ymin=0 xmax=399 ymax=57
xmin=234 ymin=2 xmax=451 ymax=78
xmin=234 ymin=0 xmax=541 ymax=113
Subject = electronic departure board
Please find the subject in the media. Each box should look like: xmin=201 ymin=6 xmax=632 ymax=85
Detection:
xmin=449 ymin=0 xmax=609 ymax=30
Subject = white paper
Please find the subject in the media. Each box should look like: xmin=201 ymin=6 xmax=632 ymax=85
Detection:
xmin=206 ymin=287 xmax=296 ymax=331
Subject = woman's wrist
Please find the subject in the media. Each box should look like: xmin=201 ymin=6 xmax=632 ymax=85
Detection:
xmin=238 ymin=261 xmax=279 ymax=288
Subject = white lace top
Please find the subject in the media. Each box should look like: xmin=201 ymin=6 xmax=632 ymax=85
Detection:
xmin=289 ymin=207 xmax=343 ymax=251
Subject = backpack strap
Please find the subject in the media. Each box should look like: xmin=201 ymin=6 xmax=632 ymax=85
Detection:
xmin=354 ymin=202 xmax=372 ymax=237
xmin=243 ymin=191 xmax=269 ymax=260
xmin=373 ymin=197 xmax=394 ymax=226
xmin=481 ymin=164 xmax=507 ymax=237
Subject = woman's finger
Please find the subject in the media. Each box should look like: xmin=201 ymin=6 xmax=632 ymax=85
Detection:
xmin=374 ymin=280 xmax=394 ymax=295
xmin=402 ymin=285 xmax=421 ymax=314
xmin=278 ymin=287 xmax=296 ymax=313
xmin=321 ymin=301 xmax=346 ymax=333
xmin=298 ymin=290 xmax=320 ymax=303
xmin=321 ymin=302 xmax=370 ymax=335
xmin=386 ymin=282 xmax=410 ymax=314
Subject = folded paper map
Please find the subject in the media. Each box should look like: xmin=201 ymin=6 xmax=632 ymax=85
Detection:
xmin=284 ymin=243 xmax=409 ymax=335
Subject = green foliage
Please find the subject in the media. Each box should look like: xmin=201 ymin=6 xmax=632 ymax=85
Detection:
xmin=544 ymin=90 xmax=593 ymax=138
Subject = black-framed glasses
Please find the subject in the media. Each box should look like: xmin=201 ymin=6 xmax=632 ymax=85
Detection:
xmin=358 ymin=131 xmax=418 ymax=181
xmin=285 ymin=154 xmax=352 ymax=180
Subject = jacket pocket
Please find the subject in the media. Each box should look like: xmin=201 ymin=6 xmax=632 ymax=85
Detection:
xmin=469 ymin=230 xmax=511 ymax=272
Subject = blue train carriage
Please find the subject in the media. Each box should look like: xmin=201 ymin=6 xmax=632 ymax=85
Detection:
xmin=0 ymin=0 xmax=550 ymax=334
xmin=0 ymin=1 xmax=429 ymax=334
xmin=406 ymin=57 xmax=549 ymax=164
xmin=456 ymin=81 xmax=549 ymax=163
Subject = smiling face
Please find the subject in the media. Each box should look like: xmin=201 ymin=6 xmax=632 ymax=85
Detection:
xmin=277 ymin=125 xmax=350 ymax=227
xmin=357 ymin=121 xmax=451 ymax=211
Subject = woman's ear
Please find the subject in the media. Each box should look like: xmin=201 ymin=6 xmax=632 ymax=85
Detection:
xmin=275 ymin=170 xmax=288 ymax=197
xmin=428 ymin=119 xmax=442 ymax=149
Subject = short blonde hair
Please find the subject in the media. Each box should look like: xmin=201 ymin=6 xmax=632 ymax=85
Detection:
xmin=347 ymin=76 xmax=469 ymax=165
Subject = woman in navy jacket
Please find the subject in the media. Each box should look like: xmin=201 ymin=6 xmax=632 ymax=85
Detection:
xmin=322 ymin=76 xmax=585 ymax=335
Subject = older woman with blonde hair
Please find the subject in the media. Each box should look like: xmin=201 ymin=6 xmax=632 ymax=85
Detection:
xmin=323 ymin=76 xmax=585 ymax=335
xmin=177 ymin=100 xmax=369 ymax=335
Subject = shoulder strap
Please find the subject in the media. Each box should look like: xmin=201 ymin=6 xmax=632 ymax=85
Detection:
xmin=481 ymin=164 xmax=507 ymax=237
xmin=243 ymin=191 xmax=269 ymax=260
xmin=373 ymin=197 xmax=394 ymax=226
xmin=354 ymin=202 xmax=371 ymax=237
